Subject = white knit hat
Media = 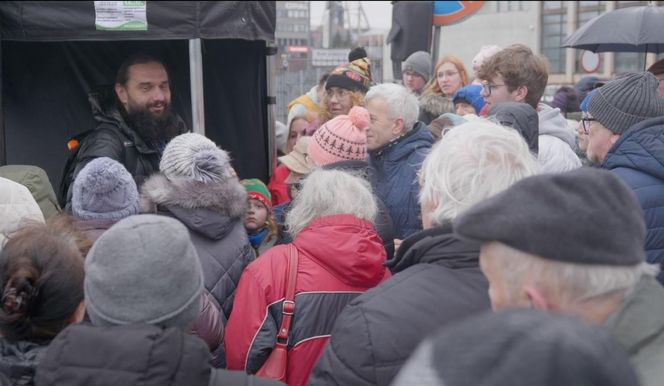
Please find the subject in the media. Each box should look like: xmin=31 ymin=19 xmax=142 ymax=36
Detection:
xmin=160 ymin=133 xmax=232 ymax=183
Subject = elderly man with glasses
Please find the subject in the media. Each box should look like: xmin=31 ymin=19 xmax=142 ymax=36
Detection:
xmin=584 ymin=71 xmax=664 ymax=285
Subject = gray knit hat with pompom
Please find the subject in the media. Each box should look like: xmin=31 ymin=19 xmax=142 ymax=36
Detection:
xmin=160 ymin=133 xmax=232 ymax=183
xmin=72 ymin=157 xmax=139 ymax=221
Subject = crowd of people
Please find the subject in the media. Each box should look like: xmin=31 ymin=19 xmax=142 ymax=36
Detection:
xmin=1 ymin=42 xmax=664 ymax=386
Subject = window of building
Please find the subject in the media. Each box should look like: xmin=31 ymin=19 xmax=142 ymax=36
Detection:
xmin=496 ymin=1 xmax=526 ymax=12
xmin=541 ymin=3 xmax=567 ymax=74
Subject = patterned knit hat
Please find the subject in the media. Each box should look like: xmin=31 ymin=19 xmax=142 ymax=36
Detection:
xmin=588 ymin=71 xmax=664 ymax=135
xmin=326 ymin=58 xmax=372 ymax=93
xmin=241 ymin=179 xmax=272 ymax=211
xmin=307 ymin=106 xmax=369 ymax=166
xmin=160 ymin=133 xmax=232 ymax=183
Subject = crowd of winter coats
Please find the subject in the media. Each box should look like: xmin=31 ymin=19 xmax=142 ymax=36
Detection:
xmin=1 ymin=44 xmax=664 ymax=386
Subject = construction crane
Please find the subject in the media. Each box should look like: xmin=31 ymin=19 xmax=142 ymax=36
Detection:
xmin=322 ymin=1 xmax=371 ymax=48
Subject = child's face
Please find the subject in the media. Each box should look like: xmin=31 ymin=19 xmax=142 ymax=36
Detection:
xmin=245 ymin=199 xmax=269 ymax=231
xmin=455 ymin=102 xmax=476 ymax=116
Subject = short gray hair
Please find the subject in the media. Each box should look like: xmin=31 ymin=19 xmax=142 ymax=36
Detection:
xmin=285 ymin=169 xmax=377 ymax=237
xmin=490 ymin=243 xmax=658 ymax=307
xmin=365 ymin=83 xmax=419 ymax=131
xmin=419 ymin=119 xmax=539 ymax=225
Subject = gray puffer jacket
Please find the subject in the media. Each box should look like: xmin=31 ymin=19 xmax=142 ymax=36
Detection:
xmin=141 ymin=174 xmax=256 ymax=321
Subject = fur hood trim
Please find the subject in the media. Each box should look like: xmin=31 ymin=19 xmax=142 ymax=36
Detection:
xmin=419 ymin=94 xmax=455 ymax=117
xmin=140 ymin=173 xmax=247 ymax=220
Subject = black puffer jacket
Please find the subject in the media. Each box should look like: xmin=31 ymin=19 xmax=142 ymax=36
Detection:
xmin=65 ymin=88 xmax=187 ymax=206
xmin=34 ymin=323 xmax=281 ymax=386
xmin=141 ymin=173 xmax=256 ymax=320
xmin=308 ymin=222 xmax=491 ymax=386
xmin=0 ymin=339 xmax=48 ymax=386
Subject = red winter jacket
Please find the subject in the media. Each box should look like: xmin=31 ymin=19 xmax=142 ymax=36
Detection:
xmin=225 ymin=214 xmax=390 ymax=386
xmin=268 ymin=164 xmax=291 ymax=206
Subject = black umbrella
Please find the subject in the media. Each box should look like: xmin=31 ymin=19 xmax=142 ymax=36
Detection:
xmin=563 ymin=5 xmax=664 ymax=54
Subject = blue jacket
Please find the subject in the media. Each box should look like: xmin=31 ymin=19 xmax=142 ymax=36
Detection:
xmin=602 ymin=116 xmax=664 ymax=284
xmin=369 ymin=122 xmax=434 ymax=239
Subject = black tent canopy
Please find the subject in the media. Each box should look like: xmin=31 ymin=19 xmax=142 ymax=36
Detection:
xmin=0 ymin=1 xmax=277 ymax=190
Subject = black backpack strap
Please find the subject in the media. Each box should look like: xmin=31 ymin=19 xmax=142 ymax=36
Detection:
xmin=120 ymin=136 xmax=139 ymax=176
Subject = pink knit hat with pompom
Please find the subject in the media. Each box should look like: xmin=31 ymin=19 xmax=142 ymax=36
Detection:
xmin=307 ymin=106 xmax=369 ymax=166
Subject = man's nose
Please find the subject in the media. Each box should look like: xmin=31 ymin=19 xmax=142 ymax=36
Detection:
xmin=152 ymin=88 xmax=166 ymax=102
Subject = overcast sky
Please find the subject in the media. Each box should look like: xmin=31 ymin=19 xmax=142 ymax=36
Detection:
xmin=309 ymin=1 xmax=392 ymax=31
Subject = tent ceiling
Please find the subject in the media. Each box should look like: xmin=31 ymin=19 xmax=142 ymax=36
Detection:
xmin=0 ymin=1 xmax=275 ymax=42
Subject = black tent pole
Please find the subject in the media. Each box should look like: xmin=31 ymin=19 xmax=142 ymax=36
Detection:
xmin=0 ymin=40 xmax=5 ymax=166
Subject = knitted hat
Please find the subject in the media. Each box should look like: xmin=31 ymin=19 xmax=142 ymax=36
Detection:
xmin=326 ymin=58 xmax=372 ymax=93
xmin=647 ymin=58 xmax=664 ymax=76
xmin=452 ymin=85 xmax=485 ymax=114
xmin=454 ymin=167 xmax=646 ymax=266
xmin=402 ymin=51 xmax=432 ymax=83
xmin=72 ymin=157 xmax=139 ymax=221
xmin=307 ymin=106 xmax=369 ymax=166
xmin=279 ymin=136 xmax=314 ymax=175
xmin=587 ymin=71 xmax=664 ymax=135
xmin=85 ymin=214 xmax=203 ymax=328
xmin=242 ymin=178 xmax=272 ymax=210
xmin=160 ymin=133 xmax=232 ymax=183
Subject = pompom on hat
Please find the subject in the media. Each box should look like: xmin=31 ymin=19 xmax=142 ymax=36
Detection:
xmin=159 ymin=133 xmax=232 ymax=183
xmin=307 ymin=106 xmax=370 ymax=166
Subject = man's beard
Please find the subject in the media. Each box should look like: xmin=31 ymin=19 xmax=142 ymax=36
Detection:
xmin=124 ymin=100 xmax=181 ymax=144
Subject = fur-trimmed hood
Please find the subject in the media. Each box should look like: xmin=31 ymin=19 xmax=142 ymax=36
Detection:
xmin=419 ymin=94 xmax=455 ymax=118
xmin=140 ymin=173 xmax=247 ymax=227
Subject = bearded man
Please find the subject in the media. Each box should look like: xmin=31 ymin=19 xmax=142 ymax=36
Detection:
xmin=64 ymin=54 xmax=187 ymax=207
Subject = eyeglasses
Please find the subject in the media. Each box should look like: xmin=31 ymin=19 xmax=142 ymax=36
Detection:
xmin=581 ymin=117 xmax=596 ymax=134
xmin=481 ymin=82 xmax=506 ymax=96
xmin=326 ymin=88 xmax=351 ymax=99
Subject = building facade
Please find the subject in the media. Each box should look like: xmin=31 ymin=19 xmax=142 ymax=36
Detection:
xmin=433 ymin=1 xmax=662 ymax=87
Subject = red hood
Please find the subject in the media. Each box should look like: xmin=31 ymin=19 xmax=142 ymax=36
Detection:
xmin=292 ymin=214 xmax=388 ymax=288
